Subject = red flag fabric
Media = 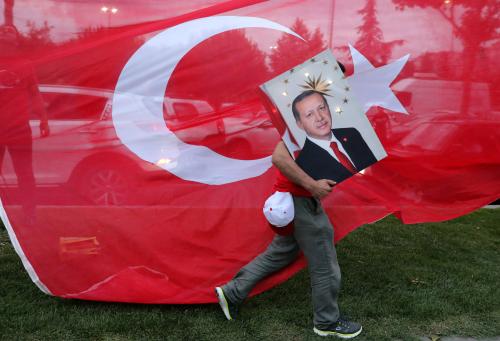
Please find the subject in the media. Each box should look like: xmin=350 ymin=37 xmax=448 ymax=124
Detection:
xmin=1 ymin=0 xmax=499 ymax=303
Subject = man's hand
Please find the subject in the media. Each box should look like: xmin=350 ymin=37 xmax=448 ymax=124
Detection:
xmin=306 ymin=179 xmax=336 ymax=199
xmin=39 ymin=120 xmax=50 ymax=137
xmin=272 ymin=142 xmax=337 ymax=198
xmin=272 ymin=141 xmax=313 ymax=188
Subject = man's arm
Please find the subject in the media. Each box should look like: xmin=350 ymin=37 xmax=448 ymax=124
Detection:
xmin=272 ymin=141 xmax=335 ymax=199
xmin=29 ymin=69 xmax=50 ymax=137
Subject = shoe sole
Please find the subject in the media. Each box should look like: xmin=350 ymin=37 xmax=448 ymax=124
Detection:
xmin=215 ymin=287 xmax=233 ymax=320
xmin=313 ymin=326 xmax=362 ymax=338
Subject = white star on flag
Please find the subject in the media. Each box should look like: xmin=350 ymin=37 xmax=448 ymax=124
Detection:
xmin=346 ymin=44 xmax=410 ymax=115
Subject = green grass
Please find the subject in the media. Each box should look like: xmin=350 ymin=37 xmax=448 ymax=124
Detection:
xmin=1 ymin=210 xmax=499 ymax=340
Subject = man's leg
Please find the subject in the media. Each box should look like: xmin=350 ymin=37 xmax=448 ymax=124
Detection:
xmin=293 ymin=196 xmax=341 ymax=329
xmin=8 ymin=142 xmax=37 ymax=223
xmin=221 ymin=233 xmax=300 ymax=306
xmin=0 ymin=144 xmax=6 ymax=177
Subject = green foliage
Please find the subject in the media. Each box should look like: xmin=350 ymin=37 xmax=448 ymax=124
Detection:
xmin=355 ymin=0 xmax=404 ymax=65
xmin=1 ymin=210 xmax=499 ymax=340
xmin=166 ymin=29 xmax=270 ymax=110
xmin=269 ymin=18 xmax=327 ymax=75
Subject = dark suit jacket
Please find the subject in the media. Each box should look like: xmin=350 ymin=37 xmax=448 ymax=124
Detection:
xmin=295 ymin=128 xmax=377 ymax=183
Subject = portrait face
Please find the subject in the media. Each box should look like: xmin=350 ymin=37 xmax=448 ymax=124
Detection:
xmin=294 ymin=92 xmax=332 ymax=140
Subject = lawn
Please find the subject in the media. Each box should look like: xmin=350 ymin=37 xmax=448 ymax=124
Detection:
xmin=1 ymin=209 xmax=499 ymax=340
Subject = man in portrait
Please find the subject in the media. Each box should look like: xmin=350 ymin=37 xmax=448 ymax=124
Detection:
xmin=292 ymin=90 xmax=377 ymax=183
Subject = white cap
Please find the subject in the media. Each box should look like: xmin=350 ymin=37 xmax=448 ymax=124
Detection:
xmin=263 ymin=191 xmax=294 ymax=227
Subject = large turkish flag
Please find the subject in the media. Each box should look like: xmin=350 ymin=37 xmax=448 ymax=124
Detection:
xmin=1 ymin=0 xmax=498 ymax=303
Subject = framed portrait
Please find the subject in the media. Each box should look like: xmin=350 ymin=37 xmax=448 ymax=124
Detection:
xmin=261 ymin=49 xmax=387 ymax=183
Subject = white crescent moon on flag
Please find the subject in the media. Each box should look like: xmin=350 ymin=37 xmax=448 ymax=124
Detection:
xmin=112 ymin=16 xmax=303 ymax=185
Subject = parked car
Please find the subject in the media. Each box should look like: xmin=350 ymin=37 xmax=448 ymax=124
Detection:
xmin=0 ymin=85 xmax=278 ymax=205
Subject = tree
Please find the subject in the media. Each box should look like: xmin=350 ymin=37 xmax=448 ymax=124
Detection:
xmin=35 ymin=25 xmax=145 ymax=89
xmin=18 ymin=21 xmax=55 ymax=53
xmin=355 ymin=0 xmax=404 ymax=65
xmin=392 ymin=0 xmax=500 ymax=114
xmin=269 ymin=18 xmax=327 ymax=74
xmin=166 ymin=29 xmax=269 ymax=110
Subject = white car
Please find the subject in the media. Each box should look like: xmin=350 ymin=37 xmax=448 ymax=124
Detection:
xmin=1 ymin=85 xmax=277 ymax=205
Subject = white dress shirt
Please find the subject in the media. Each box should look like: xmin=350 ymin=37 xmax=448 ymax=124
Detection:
xmin=308 ymin=132 xmax=356 ymax=166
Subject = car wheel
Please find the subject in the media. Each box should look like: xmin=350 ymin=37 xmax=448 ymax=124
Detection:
xmin=79 ymin=164 xmax=137 ymax=206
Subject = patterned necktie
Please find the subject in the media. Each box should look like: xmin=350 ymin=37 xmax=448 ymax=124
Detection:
xmin=330 ymin=141 xmax=357 ymax=174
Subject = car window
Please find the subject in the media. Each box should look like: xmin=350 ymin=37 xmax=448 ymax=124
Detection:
xmin=401 ymin=123 xmax=458 ymax=150
xmin=40 ymin=93 xmax=107 ymax=120
xmin=171 ymin=102 xmax=199 ymax=120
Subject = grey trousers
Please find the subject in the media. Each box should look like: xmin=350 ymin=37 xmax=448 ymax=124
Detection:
xmin=222 ymin=196 xmax=341 ymax=328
